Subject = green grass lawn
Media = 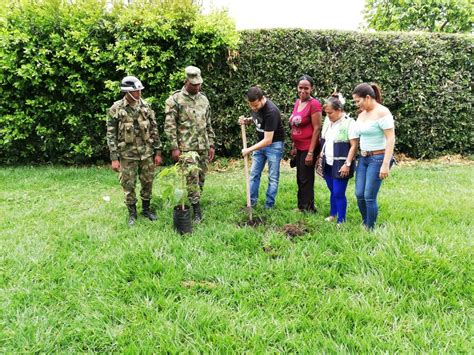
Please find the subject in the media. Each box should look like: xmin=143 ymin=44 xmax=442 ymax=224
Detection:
xmin=0 ymin=161 xmax=472 ymax=352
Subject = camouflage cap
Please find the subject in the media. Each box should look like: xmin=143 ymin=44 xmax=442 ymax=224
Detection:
xmin=185 ymin=66 xmax=203 ymax=84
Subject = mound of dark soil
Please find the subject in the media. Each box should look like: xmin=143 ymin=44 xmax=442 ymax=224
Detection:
xmin=282 ymin=223 xmax=307 ymax=239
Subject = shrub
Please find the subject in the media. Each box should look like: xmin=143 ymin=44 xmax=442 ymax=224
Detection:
xmin=0 ymin=6 xmax=471 ymax=163
xmin=204 ymin=30 xmax=473 ymax=159
xmin=0 ymin=0 xmax=238 ymax=164
xmin=0 ymin=0 xmax=116 ymax=163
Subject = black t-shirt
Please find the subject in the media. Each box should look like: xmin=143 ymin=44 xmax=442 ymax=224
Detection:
xmin=251 ymin=98 xmax=285 ymax=142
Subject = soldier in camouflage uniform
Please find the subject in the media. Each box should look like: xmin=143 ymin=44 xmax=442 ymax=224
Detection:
xmin=106 ymin=76 xmax=162 ymax=226
xmin=164 ymin=66 xmax=216 ymax=222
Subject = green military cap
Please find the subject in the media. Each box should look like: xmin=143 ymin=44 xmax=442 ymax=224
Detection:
xmin=185 ymin=66 xmax=203 ymax=84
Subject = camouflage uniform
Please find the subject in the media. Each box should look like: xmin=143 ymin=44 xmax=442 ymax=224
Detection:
xmin=107 ymin=98 xmax=162 ymax=205
xmin=164 ymin=87 xmax=215 ymax=204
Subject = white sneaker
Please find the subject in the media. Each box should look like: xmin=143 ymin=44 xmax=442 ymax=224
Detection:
xmin=325 ymin=216 xmax=336 ymax=222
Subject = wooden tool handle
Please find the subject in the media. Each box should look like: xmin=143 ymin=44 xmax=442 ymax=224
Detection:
xmin=241 ymin=124 xmax=251 ymax=209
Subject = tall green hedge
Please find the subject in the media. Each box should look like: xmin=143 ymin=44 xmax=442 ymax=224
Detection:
xmin=0 ymin=0 xmax=238 ymax=164
xmin=204 ymin=30 xmax=473 ymax=159
xmin=0 ymin=2 xmax=472 ymax=163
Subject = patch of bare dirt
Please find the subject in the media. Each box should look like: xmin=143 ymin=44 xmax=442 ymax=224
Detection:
xmin=208 ymin=158 xmax=243 ymax=173
xmin=395 ymin=153 xmax=473 ymax=166
xmin=431 ymin=155 xmax=473 ymax=165
xmin=281 ymin=223 xmax=307 ymax=240
xmin=238 ymin=216 xmax=265 ymax=227
xmin=262 ymin=245 xmax=273 ymax=253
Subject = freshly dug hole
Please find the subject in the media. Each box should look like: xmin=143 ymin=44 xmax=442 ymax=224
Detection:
xmin=237 ymin=216 xmax=265 ymax=227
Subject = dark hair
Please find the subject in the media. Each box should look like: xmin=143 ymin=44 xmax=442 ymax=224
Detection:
xmin=324 ymin=93 xmax=345 ymax=111
xmin=297 ymin=74 xmax=314 ymax=87
xmin=246 ymin=86 xmax=264 ymax=102
xmin=352 ymin=82 xmax=382 ymax=104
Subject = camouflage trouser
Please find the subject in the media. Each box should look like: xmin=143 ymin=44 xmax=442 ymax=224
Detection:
xmin=119 ymin=157 xmax=155 ymax=205
xmin=184 ymin=150 xmax=208 ymax=205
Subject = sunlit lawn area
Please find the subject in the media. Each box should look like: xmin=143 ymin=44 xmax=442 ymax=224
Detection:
xmin=0 ymin=160 xmax=472 ymax=352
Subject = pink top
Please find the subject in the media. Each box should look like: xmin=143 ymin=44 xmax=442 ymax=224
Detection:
xmin=289 ymin=97 xmax=322 ymax=151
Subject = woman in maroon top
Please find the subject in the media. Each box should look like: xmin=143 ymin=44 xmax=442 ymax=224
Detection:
xmin=289 ymin=75 xmax=322 ymax=212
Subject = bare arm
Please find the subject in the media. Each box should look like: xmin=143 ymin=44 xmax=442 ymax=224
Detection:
xmin=305 ymin=111 xmax=322 ymax=165
xmin=339 ymin=138 xmax=358 ymax=177
xmin=347 ymin=138 xmax=358 ymax=163
xmin=242 ymin=131 xmax=274 ymax=156
xmin=307 ymin=111 xmax=322 ymax=154
xmin=380 ymin=128 xmax=395 ymax=179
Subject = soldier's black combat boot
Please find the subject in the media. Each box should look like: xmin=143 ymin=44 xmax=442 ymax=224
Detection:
xmin=127 ymin=204 xmax=137 ymax=226
xmin=142 ymin=199 xmax=157 ymax=221
xmin=192 ymin=202 xmax=202 ymax=223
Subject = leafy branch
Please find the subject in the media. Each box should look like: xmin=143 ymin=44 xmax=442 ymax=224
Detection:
xmin=157 ymin=151 xmax=201 ymax=210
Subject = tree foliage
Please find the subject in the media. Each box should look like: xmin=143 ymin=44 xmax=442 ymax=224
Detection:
xmin=0 ymin=0 xmax=238 ymax=164
xmin=363 ymin=0 xmax=473 ymax=33
xmin=0 ymin=2 xmax=472 ymax=163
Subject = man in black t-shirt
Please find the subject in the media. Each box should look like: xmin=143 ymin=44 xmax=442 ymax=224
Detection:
xmin=239 ymin=86 xmax=285 ymax=209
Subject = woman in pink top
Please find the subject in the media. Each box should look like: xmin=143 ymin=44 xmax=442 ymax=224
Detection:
xmin=289 ymin=75 xmax=322 ymax=212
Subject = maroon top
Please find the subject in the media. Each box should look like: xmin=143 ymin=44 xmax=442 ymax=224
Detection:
xmin=289 ymin=97 xmax=322 ymax=151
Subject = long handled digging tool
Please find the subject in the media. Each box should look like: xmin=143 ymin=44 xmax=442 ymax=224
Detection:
xmin=240 ymin=118 xmax=253 ymax=222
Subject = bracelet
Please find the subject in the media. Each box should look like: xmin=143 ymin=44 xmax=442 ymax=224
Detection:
xmin=307 ymin=152 xmax=314 ymax=156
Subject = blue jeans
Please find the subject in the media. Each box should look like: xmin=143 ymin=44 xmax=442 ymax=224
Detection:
xmin=250 ymin=141 xmax=284 ymax=208
xmin=355 ymin=153 xmax=385 ymax=229
xmin=323 ymin=163 xmax=349 ymax=223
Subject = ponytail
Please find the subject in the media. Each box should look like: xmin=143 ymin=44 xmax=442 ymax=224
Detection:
xmin=370 ymin=83 xmax=382 ymax=104
xmin=353 ymin=82 xmax=383 ymax=103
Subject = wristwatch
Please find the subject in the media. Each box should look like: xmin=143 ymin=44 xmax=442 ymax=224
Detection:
xmin=344 ymin=161 xmax=352 ymax=167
